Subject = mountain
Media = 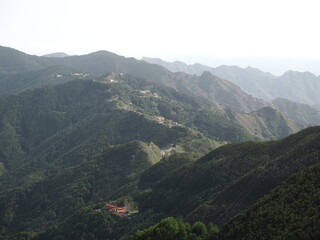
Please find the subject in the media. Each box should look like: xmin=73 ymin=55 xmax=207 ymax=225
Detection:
xmin=272 ymin=97 xmax=320 ymax=126
xmin=0 ymin=46 xmax=308 ymax=142
xmin=221 ymin=162 xmax=320 ymax=240
xmin=0 ymin=46 xmax=172 ymax=86
xmin=142 ymin=57 xmax=320 ymax=106
xmin=42 ymin=52 xmax=69 ymax=58
xmin=0 ymin=76 xmax=231 ymax=237
xmin=0 ymin=141 xmax=161 ymax=236
xmin=0 ymin=75 xmax=306 ymax=239
xmin=4 ymin=71 xmax=285 ymax=193
xmin=142 ymin=57 xmax=276 ymax=101
xmin=136 ymin=126 xmax=320 ymax=226
xmin=0 ymin=46 xmax=58 ymax=73
xmin=0 ymin=93 xmax=318 ymax=239
xmin=1 ymin=78 xmax=217 ymax=191
xmin=1 ymin=46 xmax=319 ymax=239
xmin=271 ymin=70 xmax=320 ymax=105
xmin=0 ymin=65 xmax=84 ymax=95
xmin=141 ymin=57 xmax=211 ymax=75
xmin=23 ymin=126 xmax=320 ymax=240
xmin=229 ymin=106 xmax=303 ymax=140
xmin=0 ymin=46 xmax=303 ymax=141
xmin=193 ymin=71 xmax=271 ymax=113
xmin=313 ymin=104 xmax=320 ymax=110
xmin=0 ymin=46 xmax=271 ymax=113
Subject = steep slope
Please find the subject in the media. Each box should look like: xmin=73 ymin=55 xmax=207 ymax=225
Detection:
xmin=194 ymin=71 xmax=271 ymax=113
xmin=0 ymin=78 xmax=201 ymax=190
xmin=272 ymin=97 xmax=320 ymax=126
xmin=212 ymin=65 xmax=275 ymax=101
xmin=221 ymin=163 xmax=320 ymax=240
xmin=136 ymin=126 xmax=320 ymax=225
xmin=230 ymin=107 xmax=303 ymax=140
xmin=0 ymin=141 xmax=161 ymax=236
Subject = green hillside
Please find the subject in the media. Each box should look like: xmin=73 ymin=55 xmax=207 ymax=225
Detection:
xmin=0 ymin=78 xmax=199 ymax=190
xmin=28 ymin=127 xmax=320 ymax=240
xmin=0 ymin=46 xmax=318 ymax=240
xmin=0 ymin=141 xmax=160 ymax=236
xmin=221 ymin=162 xmax=320 ymax=240
xmin=2 ymin=127 xmax=319 ymax=239
xmin=0 ymin=65 xmax=87 ymax=96
xmin=136 ymin=126 xmax=320 ymax=225
xmin=0 ymin=46 xmax=304 ymax=142
xmin=33 ymin=206 xmax=132 ymax=240
xmin=0 ymin=46 xmax=58 ymax=73
xmin=101 ymin=73 xmax=255 ymax=142
xmin=231 ymin=106 xmax=303 ymax=140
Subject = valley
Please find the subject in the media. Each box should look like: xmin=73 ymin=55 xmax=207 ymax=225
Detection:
xmin=0 ymin=46 xmax=319 ymax=240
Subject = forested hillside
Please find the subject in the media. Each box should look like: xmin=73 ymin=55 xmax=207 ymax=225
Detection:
xmin=0 ymin=46 xmax=319 ymax=240
xmin=0 ymin=141 xmax=160 ymax=236
xmin=14 ymin=126 xmax=320 ymax=240
xmin=221 ymin=162 xmax=320 ymax=240
xmin=0 ymin=46 xmax=305 ymax=140
xmin=136 ymin=127 xmax=320 ymax=225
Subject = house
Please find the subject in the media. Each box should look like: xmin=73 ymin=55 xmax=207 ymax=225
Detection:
xmin=153 ymin=116 xmax=165 ymax=124
xmin=105 ymin=204 xmax=130 ymax=217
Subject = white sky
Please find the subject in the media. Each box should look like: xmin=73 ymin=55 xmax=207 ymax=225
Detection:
xmin=0 ymin=0 xmax=319 ymax=75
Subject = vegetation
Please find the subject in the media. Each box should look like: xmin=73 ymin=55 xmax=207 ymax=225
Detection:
xmin=136 ymin=127 xmax=320 ymax=225
xmin=0 ymin=46 xmax=319 ymax=240
xmin=231 ymin=106 xmax=302 ymax=140
xmin=221 ymin=162 xmax=320 ymax=240
xmin=133 ymin=217 xmax=219 ymax=240
xmin=34 ymin=206 xmax=132 ymax=240
xmin=0 ymin=78 xmax=200 ymax=189
xmin=0 ymin=141 xmax=160 ymax=236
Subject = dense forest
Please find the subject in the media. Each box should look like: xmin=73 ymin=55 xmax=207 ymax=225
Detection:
xmin=220 ymin=162 xmax=320 ymax=240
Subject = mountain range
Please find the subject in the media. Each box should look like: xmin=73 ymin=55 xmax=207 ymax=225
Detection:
xmin=0 ymin=45 xmax=310 ymax=136
xmin=0 ymin=45 xmax=319 ymax=240
xmin=142 ymin=57 xmax=320 ymax=106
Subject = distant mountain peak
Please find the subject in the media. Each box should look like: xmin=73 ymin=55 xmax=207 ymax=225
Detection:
xmin=200 ymin=70 xmax=214 ymax=78
xmin=42 ymin=52 xmax=69 ymax=58
xmin=281 ymin=69 xmax=316 ymax=78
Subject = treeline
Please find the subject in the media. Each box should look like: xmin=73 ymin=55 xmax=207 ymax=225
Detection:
xmin=133 ymin=217 xmax=219 ymax=240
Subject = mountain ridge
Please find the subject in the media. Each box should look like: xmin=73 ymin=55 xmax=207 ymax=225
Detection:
xmin=142 ymin=57 xmax=320 ymax=105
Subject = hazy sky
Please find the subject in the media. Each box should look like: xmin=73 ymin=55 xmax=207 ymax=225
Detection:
xmin=1 ymin=0 xmax=319 ymax=75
